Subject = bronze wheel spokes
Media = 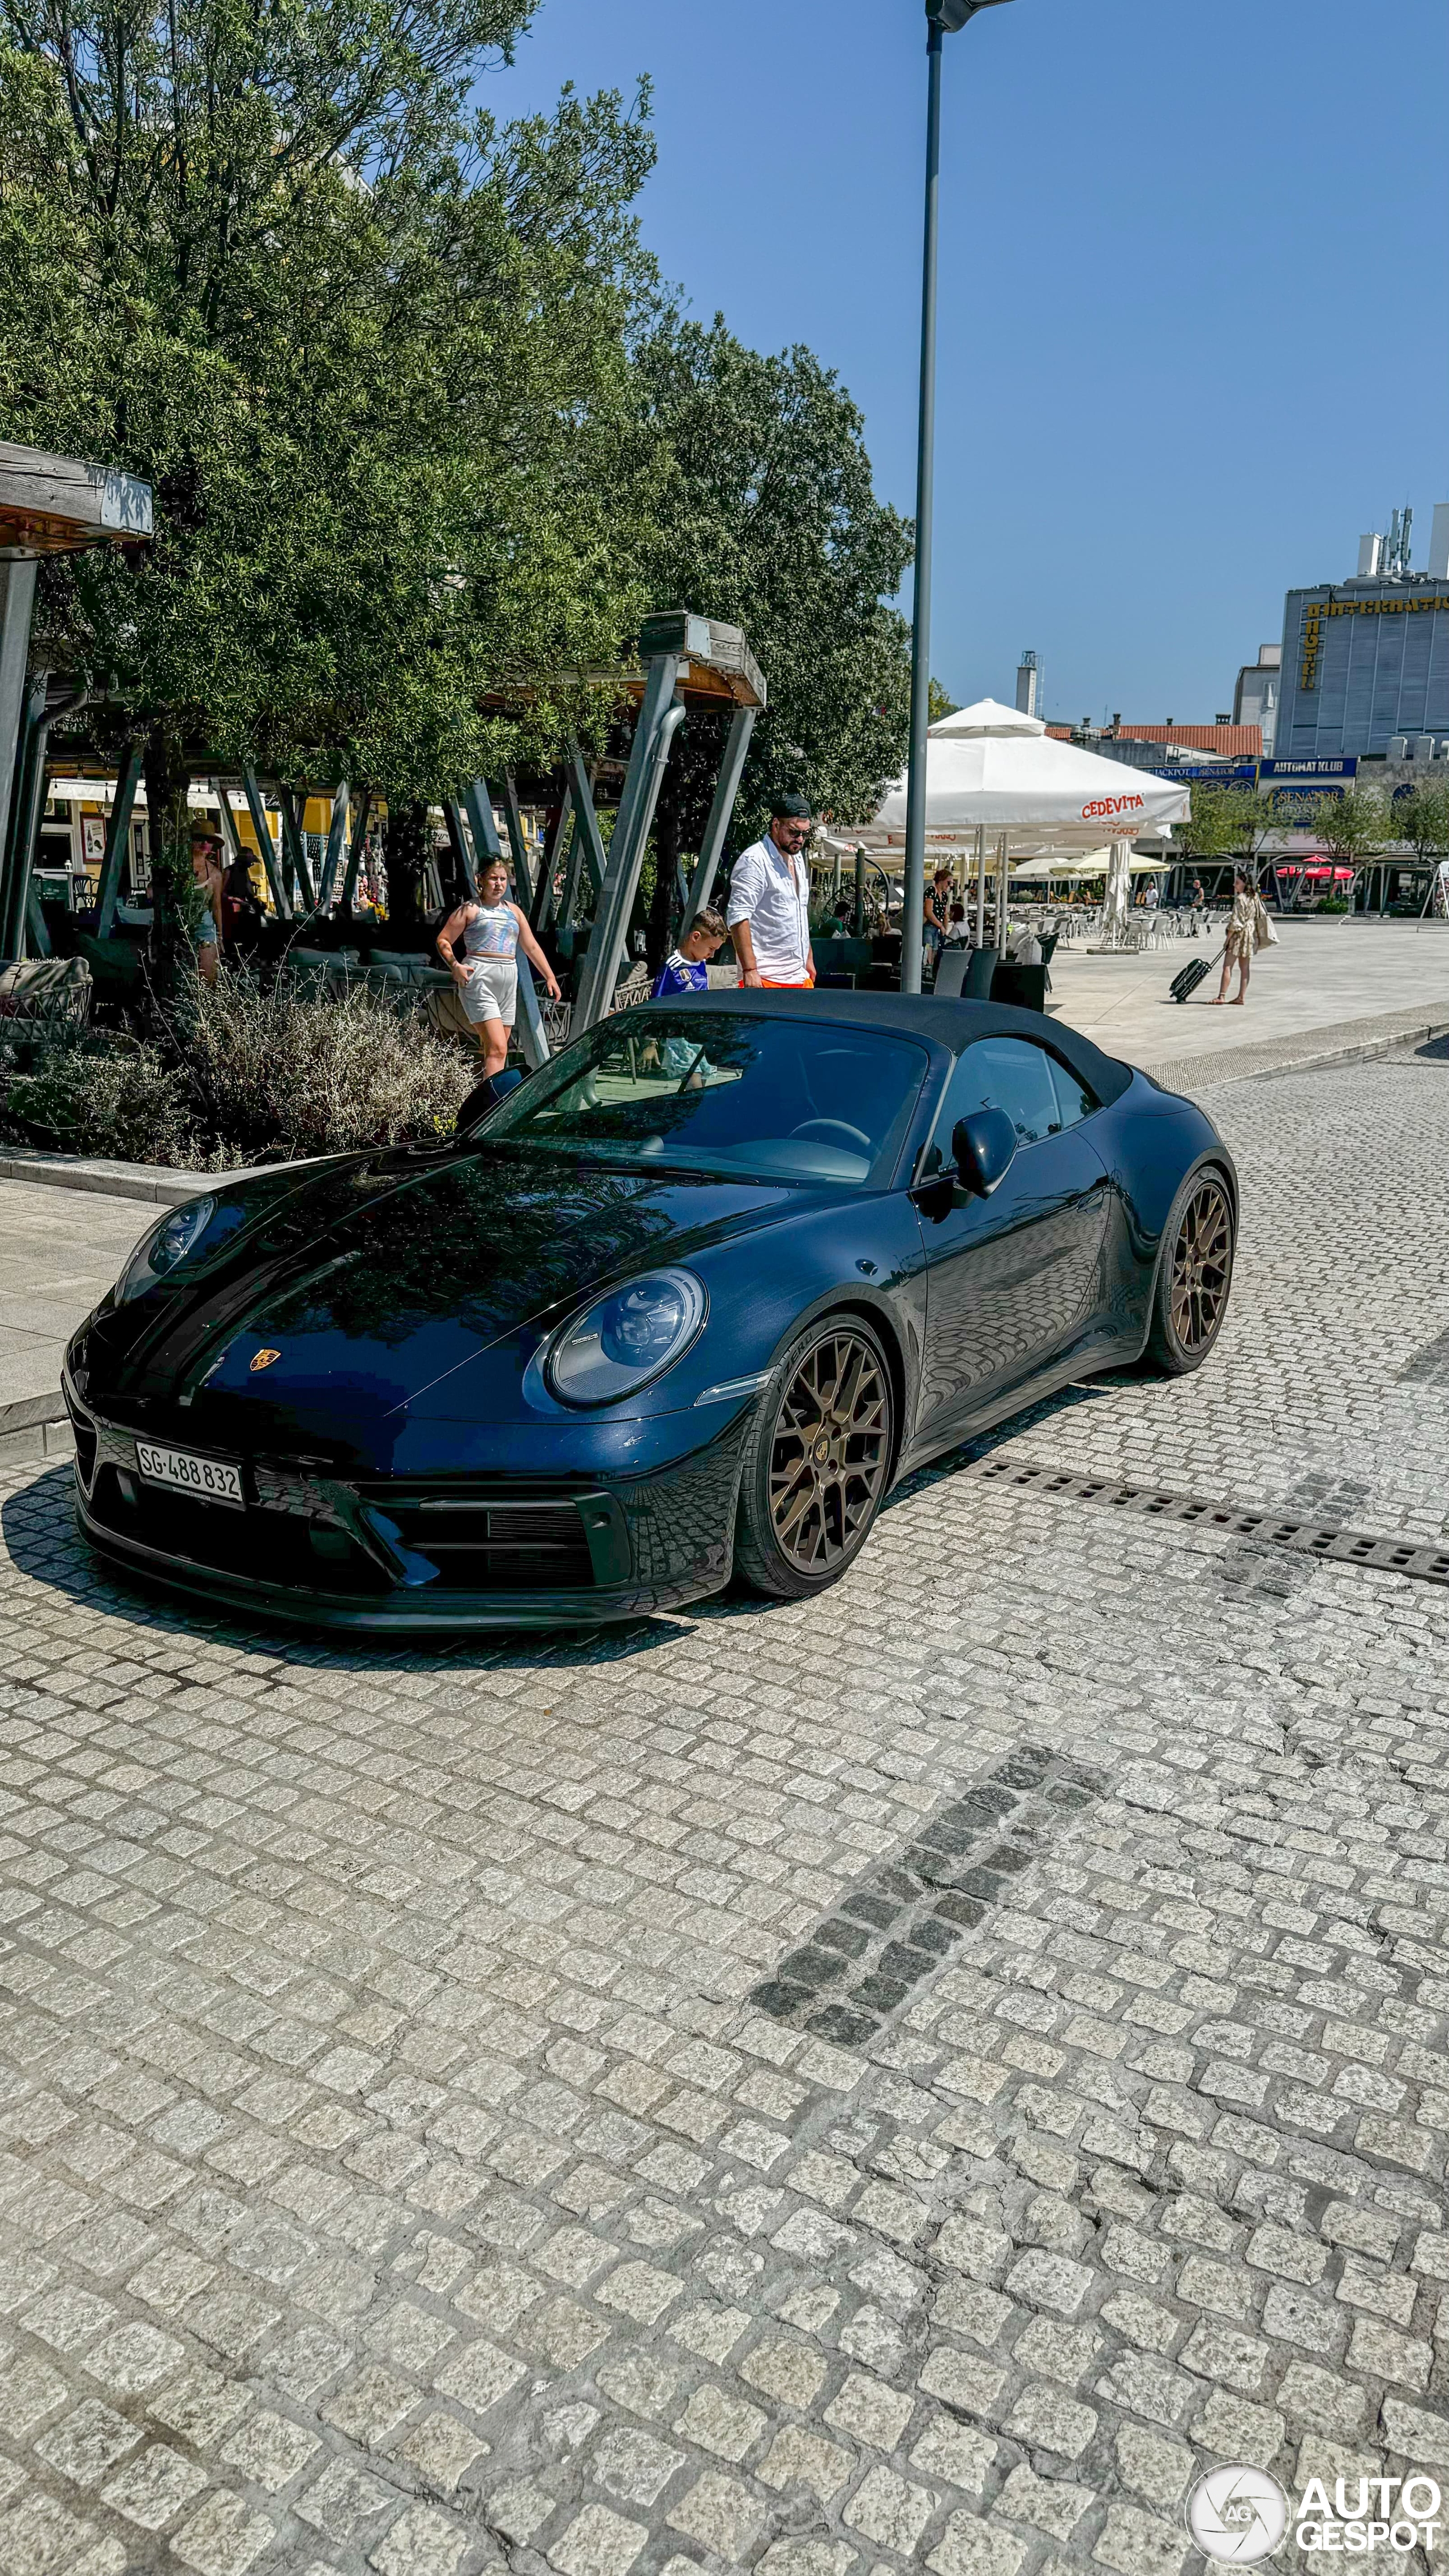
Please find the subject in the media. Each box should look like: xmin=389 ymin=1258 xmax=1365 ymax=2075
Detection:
xmin=768 ymin=1331 xmax=890 ymax=1575
xmin=1169 ymin=1178 xmax=1232 ymax=1352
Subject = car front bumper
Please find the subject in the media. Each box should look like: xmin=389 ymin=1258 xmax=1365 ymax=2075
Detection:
xmin=66 ymin=1386 xmax=750 ymax=1632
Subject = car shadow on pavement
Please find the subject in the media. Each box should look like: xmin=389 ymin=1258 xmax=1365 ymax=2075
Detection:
xmin=3 ymin=1377 xmax=1130 ymax=1676
xmin=0 ymin=1463 xmax=699 ymax=1677
xmin=881 ymin=1374 xmax=1122 ymax=1513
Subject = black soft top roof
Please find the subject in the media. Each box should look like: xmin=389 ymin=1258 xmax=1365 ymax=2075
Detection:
xmin=631 ymin=987 xmax=1135 ymax=1109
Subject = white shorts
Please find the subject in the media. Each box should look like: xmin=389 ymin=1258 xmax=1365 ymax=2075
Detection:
xmin=461 ymin=957 xmax=517 ymax=1027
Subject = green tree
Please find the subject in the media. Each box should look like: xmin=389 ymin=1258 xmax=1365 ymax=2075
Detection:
xmin=0 ymin=0 xmax=661 ymax=968
xmin=928 ymin=680 xmax=959 ymax=724
xmin=1180 ymin=783 xmax=1280 ymax=876
xmin=627 ymin=318 xmax=912 ymax=959
xmin=1388 ymin=782 xmax=1449 ymax=865
xmin=1295 ymin=785 xmax=1387 ymax=902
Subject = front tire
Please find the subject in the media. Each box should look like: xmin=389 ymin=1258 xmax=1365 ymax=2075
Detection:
xmin=1143 ymin=1167 xmax=1235 ymax=1375
xmin=735 ymin=1315 xmax=894 ymax=1601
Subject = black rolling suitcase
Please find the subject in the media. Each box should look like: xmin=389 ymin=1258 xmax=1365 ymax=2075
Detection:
xmin=1170 ymin=945 xmax=1223 ymax=1004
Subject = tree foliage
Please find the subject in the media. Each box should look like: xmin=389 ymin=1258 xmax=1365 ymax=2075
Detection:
xmin=0 ymin=2 xmax=916 ymax=978
xmin=634 ymin=318 xmax=912 ymax=843
xmin=1387 ymin=782 xmax=1449 ymax=862
xmin=1297 ymin=785 xmax=1387 ymax=863
xmin=1180 ymin=783 xmax=1280 ymax=867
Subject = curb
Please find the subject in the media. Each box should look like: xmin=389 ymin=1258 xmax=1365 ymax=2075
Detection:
xmin=0 ymin=1148 xmax=242 ymax=1206
xmin=1141 ymin=1014 xmax=1449 ymax=1095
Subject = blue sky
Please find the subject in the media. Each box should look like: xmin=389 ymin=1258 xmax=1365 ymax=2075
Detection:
xmin=482 ymin=0 xmax=1448 ymax=726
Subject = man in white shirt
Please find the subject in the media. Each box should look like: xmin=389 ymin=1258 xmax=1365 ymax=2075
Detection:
xmin=726 ymin=794 xmax=815 ymax=987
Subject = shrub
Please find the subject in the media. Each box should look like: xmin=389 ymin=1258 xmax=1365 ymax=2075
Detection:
xmin=168 ymin=975 xmax=473 ymax=1165
xmin=0 ymin=1025 xmax=192 ymax=1164
xmin=0 ymin=975 xmax=474 ymax=1168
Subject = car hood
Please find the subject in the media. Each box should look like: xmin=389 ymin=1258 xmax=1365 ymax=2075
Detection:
xmin=79 ymin=1145 xmax=796 ymax=1458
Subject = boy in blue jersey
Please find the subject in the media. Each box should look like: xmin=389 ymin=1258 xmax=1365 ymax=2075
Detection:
xmin=650 ymin=907 xmax=728 ymax=1000
xmin=648 ymin=908 xmax=728 ymax=1081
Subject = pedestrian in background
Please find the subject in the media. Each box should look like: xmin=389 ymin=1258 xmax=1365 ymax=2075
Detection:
xmin=726 ymin=795 xmax=815 ymax=988
xmin=922 ymin=866 xmax=953 ymax=970
xmin=1214 ymin=868 xmax=1274 ymax=1005
xmin=190 ymin=831 xmax=224 ymax=985
xmin=436 ymin=855 xmax=561 ymax=1077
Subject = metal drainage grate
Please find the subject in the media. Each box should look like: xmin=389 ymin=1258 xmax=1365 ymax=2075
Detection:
xmin=972 ymin=1459 xmax=1449 ymax=1587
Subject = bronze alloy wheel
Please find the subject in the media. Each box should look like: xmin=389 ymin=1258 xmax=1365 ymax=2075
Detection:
xmin=1169 ymin=1176 xmax=1233 ymax=1352
xmin=767 ymin=1330 xmax=891 ymax=1575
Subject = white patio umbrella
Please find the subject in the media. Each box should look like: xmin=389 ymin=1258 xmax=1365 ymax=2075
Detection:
xmin=872 ymin=700 xmax=1190 ymax=944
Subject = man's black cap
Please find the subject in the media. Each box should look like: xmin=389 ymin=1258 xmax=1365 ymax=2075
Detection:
xmin=770 ymin=792 xmax=813 ymax=820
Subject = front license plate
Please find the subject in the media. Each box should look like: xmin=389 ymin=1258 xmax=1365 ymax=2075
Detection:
xmin=135 ymin=1442 xmax=243 ymax=1508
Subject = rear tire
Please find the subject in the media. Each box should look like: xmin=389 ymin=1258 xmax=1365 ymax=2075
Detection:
xmin=1143 ymin=1167 xmax=1235 ymax=1376
xmin=735 ymin=1315 xmax=894 ymax=1601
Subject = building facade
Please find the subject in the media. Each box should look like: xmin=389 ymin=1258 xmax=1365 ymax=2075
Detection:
xmin=1275 ymin=574 xmax=1449 ymax=759
xmin=1233 ymin=646 xmax=1280 ymax=752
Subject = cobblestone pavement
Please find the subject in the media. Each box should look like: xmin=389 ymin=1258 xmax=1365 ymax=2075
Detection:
xmin=0 ymin=1054 xmax=1445 ymax=2576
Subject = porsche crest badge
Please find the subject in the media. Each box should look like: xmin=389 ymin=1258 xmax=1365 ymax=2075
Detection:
xmin=250 ymin=1348 xmax=281 ymax=1373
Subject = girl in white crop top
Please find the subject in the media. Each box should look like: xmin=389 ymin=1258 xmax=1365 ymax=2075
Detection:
xmin=436 ymin=856 xmax=561 ymax=1079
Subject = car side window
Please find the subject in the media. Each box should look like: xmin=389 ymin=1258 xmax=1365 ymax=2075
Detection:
xmin=1047 ymin=1052 xmax=1096 ymax=1132
xmin=922 ymin=1036 xmax=1099 ymax=1172
xmin=949 ymin=1037 xmax=1062 ymax=1146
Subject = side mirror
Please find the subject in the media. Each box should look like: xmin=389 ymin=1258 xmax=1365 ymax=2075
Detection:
xmin=952 ymin=1107 xmax=1017 ymax=1197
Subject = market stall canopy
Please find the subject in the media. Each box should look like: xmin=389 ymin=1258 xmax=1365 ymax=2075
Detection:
xmin=871 ymin=697 xmax=1191 ymax=851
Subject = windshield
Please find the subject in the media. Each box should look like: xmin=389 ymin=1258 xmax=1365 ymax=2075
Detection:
xmin=481 ymin=1010 xmax=928 ymax=1188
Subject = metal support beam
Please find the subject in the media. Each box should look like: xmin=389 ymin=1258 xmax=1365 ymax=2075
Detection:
xmin=1 ymin=678 xmax=87 ymax=959
xmin=442 ymin=799 xmax=473 ymax=908
xmin=96 ymin=743 xmax=143 ymax=937
xmin=317 ymin=782 xmax=349 ymax=911
xmin=241 ymin=769 xmax=291 ymax=918
xmin=462 ymin=781 xmax=528 ymax=908
xmin=565 ymin=744 xmax=608 ymax=909
xmin=513 ymin=951 xmax=551 ymax=1071
xmin=500 ymin=774 xmax=531 ymax=909
xmin=276 ymin=785 xmax=316 ymax=911
xmin=683 ymin=703 xmax=756 ymax=921
xmin=556 ymin=811 xmax=589 ymax=933
xmin=574 ymin=654 xmax=683 ymax=1030
xmin=338 ymin=789 xmax=374 ymax=915
xmin=0 ymin=562 xmax=37 ymax=919
xmin=533 ymin=786 xmax=571 ymax=932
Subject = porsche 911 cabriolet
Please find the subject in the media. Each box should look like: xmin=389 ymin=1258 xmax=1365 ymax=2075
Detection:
xmin=64 ymin=992 xmax=1236 ymax=1631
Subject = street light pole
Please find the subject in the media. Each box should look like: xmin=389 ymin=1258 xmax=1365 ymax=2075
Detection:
xmin=902 ymin=0 xmax=1014 ymax=995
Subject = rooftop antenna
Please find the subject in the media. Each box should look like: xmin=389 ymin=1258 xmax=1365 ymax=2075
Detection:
xmin=1384 ymin=504 xmax=1413 ymax=577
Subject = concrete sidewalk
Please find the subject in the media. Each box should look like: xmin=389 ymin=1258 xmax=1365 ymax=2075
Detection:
xmin=1045 ymin=916 xmax=1449 ymax=1079
xmin=0 ymin=1180 xmax=155 ymax=1461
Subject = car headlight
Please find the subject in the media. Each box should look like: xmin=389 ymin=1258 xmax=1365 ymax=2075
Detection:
xmin=115 ymin=1195 xmax=218 ymax=1304
xmin=546 ymin=1267 xmax=706 ymax=1407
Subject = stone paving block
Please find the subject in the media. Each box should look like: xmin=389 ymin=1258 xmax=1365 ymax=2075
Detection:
xmin=928 ymin=2513 xmax=1029 ymax=2576
xmin=550 ymin=2502 xmax=648 ymax=2576
xmin=1092 ymin=2504 xmax=1190 ymax=2576
xmin=997 ymin=2463 xmax=1094 ymax=2540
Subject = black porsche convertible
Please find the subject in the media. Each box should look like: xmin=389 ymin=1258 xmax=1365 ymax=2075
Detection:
xmin=64 ymin=993 xmax=1236 ymax=1631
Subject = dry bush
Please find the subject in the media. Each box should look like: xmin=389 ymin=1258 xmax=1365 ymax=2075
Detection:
xmin=0 ymin=1025 xmax=192 ymax=1164
xmin=0 ymin=975 xmax=473 ymax=1168
xmin=170 ymin=974 xmax=473 ymax=1164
